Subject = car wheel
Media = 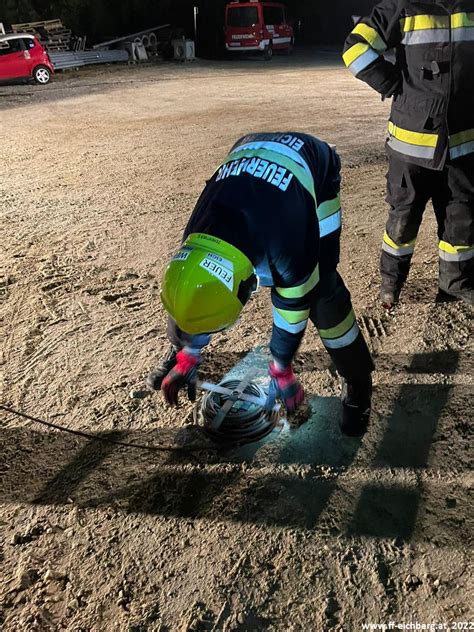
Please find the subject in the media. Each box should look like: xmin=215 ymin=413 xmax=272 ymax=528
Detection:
xmin=263 ymin=43 xmax=273 ymax=61
xmin=33 ymin=65 xmax=51 ymax=85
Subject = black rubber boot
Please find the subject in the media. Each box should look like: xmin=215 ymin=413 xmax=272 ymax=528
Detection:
xmin=380 ymin=286 xmax=400 ymax=310
xmin=340 ymin=375 xmax=372 ymax=437
xmin=146 ymin=345 xmax=178 ymax=391
xmin=458 ymin=289 xmax=474 ymax=306
xmin=437 ymin=288 xmax=474 ymax=306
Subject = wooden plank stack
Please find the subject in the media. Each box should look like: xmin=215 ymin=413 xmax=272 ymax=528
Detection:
xmin=11 ymin=19 xmax=72 ymax=51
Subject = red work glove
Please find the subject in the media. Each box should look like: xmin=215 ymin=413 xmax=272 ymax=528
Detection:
xmin=266 ymin=361 xmax=305 ymax=414
xmin=161 ymin=350 xmax=201 ymax=407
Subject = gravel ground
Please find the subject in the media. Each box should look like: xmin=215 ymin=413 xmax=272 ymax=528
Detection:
xmin=1 ymin=51 xmax=472 ymax=631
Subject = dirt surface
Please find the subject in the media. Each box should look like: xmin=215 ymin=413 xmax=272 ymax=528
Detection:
xmin=1 ymin=51 xmax=473 ymax=631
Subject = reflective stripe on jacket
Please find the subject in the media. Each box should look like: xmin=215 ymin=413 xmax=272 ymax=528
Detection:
xmin=343 ymin=0 xmax=474 ymax=170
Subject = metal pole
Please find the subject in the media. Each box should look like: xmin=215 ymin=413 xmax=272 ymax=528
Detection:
xmin=194 ymin=6 xmax=198 ymax=43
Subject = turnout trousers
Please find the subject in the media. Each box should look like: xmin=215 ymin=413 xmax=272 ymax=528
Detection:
xmin=306 ymin=230 xmax=374 ymax=381
xmin=381 ymin=155 xmax=474 ymax=298
xmin=307 ymin=269 xmax=375 ymax=380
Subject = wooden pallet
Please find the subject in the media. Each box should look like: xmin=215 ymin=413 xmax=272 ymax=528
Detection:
xmin=12 ymin=19 xmax=72 ymax=52
xmin=12 ymin=19 xmax=63 ymax=30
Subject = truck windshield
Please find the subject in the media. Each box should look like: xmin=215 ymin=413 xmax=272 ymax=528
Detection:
xmin=227 ymin=7 xmax=259 ymax=27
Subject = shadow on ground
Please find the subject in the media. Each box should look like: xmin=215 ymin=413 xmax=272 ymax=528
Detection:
xmin=2 ymin=362 xmax=471 ymax=546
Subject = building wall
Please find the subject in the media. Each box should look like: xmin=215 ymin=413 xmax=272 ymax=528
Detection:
xmin=294 ymin=0 xmax=379 ymax=45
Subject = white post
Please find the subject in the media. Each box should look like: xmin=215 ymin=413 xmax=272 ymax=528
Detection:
xmin=193 ymin=6 xmax=198 ymax=42
xmin=0 ymin=23 xmax=6 ymax=35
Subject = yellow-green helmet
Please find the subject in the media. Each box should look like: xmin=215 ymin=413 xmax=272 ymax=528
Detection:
xmin=161 ymin=233 xmax=257 ymax=335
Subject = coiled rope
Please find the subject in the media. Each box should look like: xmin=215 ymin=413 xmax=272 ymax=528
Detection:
xmin=195 ymin=379 xmax=277 ymax=445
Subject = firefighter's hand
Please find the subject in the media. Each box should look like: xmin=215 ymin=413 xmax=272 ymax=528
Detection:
xmin=383 ymin=74 xmax=402 ymax=99
xmin=161 ymin=350 xmax=201 ymax=406
xmin=265 ymin=361 xmax=305 ymax=414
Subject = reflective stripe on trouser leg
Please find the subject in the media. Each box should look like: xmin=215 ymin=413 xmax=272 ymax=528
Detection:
xmin=438 ymin=241 xmax=474 ymax=294
xmin=439 ymin=241 xmax=474 ymax=262
xmin=382 ymin=231 xmax=416 ymax=257
xmin=380 ymin=230 xmax=417 ymax=293
xmin=309 ymin=272 xmax=374 ymax=379
xmin=449 ymin=128 xmax=474 ymax=160
xmin=382 ymin=157 xmax=429 ymax=292
xmin=434 ymin=156 xmax=474 ymax=295
xmin=318 ymin=308 xmax=360 ymax=349
xmin=380 ymin=232 xmax=417 ymax=293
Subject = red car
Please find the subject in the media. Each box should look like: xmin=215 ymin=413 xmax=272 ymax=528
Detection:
xmin=224 ymin=1 xmax=294 ymax=60
xmin=0 ymin=33 xmax=54 ymax=84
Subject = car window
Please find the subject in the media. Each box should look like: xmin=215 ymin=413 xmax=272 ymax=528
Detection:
xmin=227 ymin=7 xmax=259 ymax=27
xmin=22 ymin=38 xmax=36 ymax=49
xmin=263 ymin=6 xmax=285 ymax=25
xmin=0 ymin=38 xmax=24 ymax=55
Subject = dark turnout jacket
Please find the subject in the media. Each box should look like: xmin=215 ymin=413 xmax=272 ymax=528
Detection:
xmin=183 ymin=132 xmax=342 ymax=363
xmin=343 ymin=0 xmax=474 ymax=170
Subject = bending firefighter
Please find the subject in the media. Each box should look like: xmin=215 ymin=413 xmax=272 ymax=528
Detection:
xmin=148 ymin=133 xmax=375 ymax=437
xmin=344 ymin=0 xmax=474 ymax=306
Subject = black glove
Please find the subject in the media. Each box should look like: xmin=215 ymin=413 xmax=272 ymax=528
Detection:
xmin=382 ymin=74 xmax=402 ymax=100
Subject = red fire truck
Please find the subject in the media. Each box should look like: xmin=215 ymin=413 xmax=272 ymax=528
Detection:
xmin=224 ymin=1 xmax=294 ymax=60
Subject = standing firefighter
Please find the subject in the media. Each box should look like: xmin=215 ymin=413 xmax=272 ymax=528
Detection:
xmin=343 ymin=0 xmax=474 ymax=306
xmin=148 ymin=133 xmax=375 ymax=437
